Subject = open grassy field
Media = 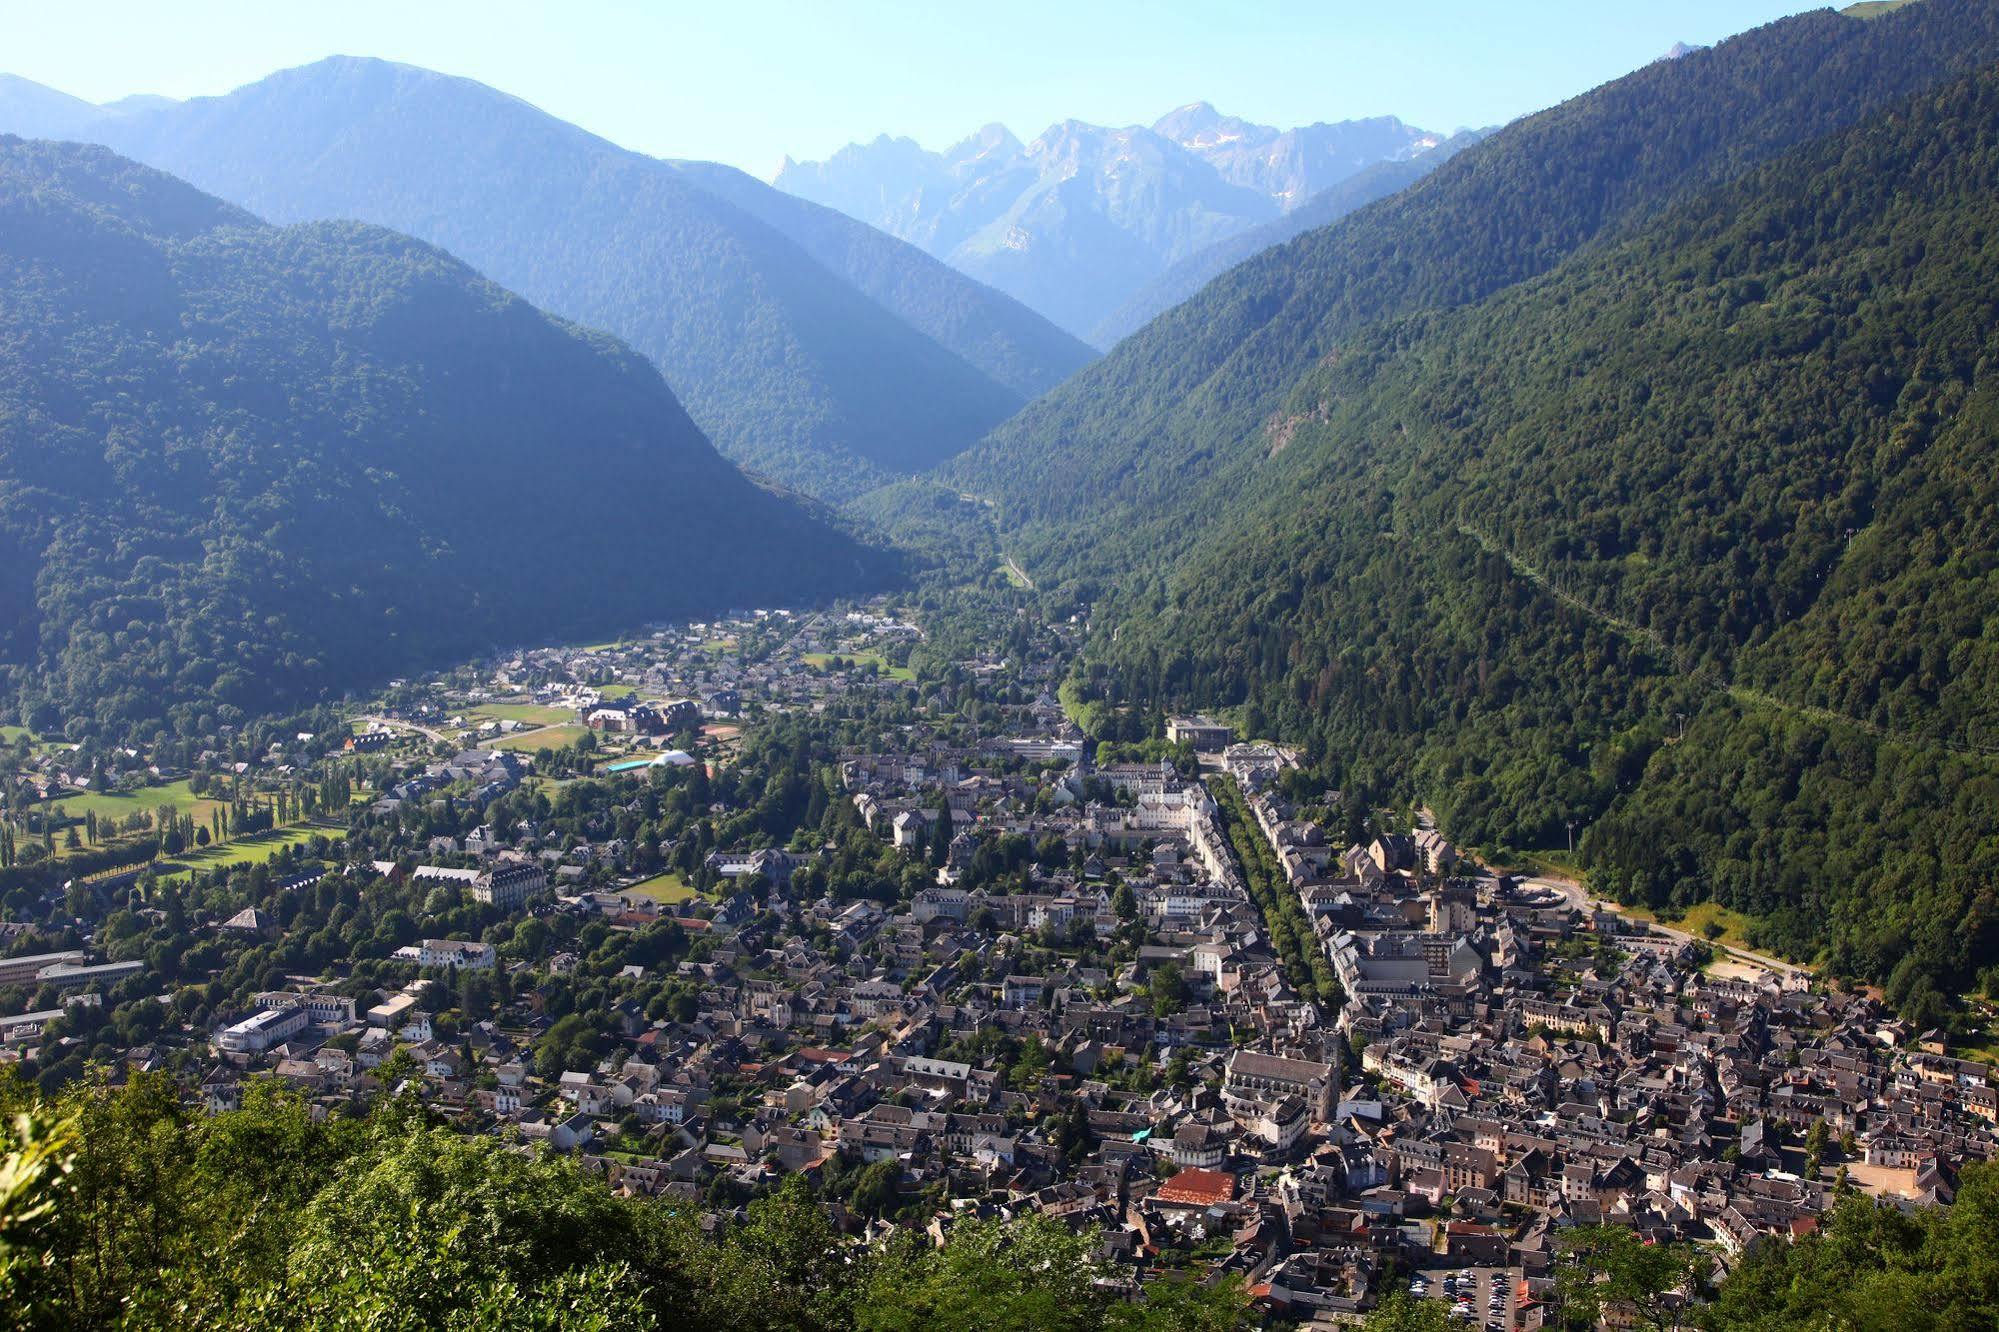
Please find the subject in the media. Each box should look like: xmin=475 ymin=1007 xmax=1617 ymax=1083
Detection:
xmin=596 ymin=683 xmax=638 ymax=700
xmin=0 ymin=725 xmax=33 ymax=745
xmin=161 ymin=821 xmax=338 ymax=873
xmin=801 ymin=650 xmax=914 ymax=681
xmin=470 ymin=702 xmax=577 ymax=727
xmin=1955 ymin=999 xmax=1999 ymax=1065
xmin=1494 ymin=848 xmax=1582 ymax=881
xmin=1647 ymin=900 xmax=1768 ymax=953
xmin=493 ymin=724 xmax=589 ymax=753
xmin=38 ymin=779 xmax=225 ymax=829
xmin=140 ymin=818 xmax=346 ymax=884
xmin=625 ymin=871 xmax=701 ymax=904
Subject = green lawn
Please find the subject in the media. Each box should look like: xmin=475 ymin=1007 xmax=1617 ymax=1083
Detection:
xmin=38 ymin=779 xmax=226 ymax=829
xmin=1954 ymin=1031 xmax=1999 ymax=1066
xmin=625 ymin=871 xmax=701 ymax=904
xmin=493 ymin=724 xmax=589 ymax=753
xmin=1610 ymin=897 xmax=1778 ymax=957
xmin=596 ymin=684 xmax=638 ymax=700
xmin=1659 ymin=900 xmax=1768 ymax=952
xmin=801 ymin=651 xmax=914 ymax=681
xmin=1490 ymin=848 xmax=1582 ymax=880
xmin=469 ymin=702 xmax=577 ymax=727
xmin=146 ymin=820 xmax=345 ymax=883
xmin=0 ymin=725 xmax=33 ymax=745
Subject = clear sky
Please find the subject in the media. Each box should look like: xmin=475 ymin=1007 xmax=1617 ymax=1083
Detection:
xmin=10 ymin=1 xmax=1835 ymax=177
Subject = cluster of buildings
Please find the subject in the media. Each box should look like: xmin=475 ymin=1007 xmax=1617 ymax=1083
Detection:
xmin=191 ymin=713 xmax=1999 ymax=1323
xmin=9 ymin=599 xmax=1997 ymax=1328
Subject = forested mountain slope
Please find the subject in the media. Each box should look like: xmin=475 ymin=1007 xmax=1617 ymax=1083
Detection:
xmin=662 ymin=159 xmax=1092 ymax=401
xmin=0 ymin=73 xmax=114 ymax=140
xmin=0 ymin=138 xmax=888 ymax=736
xmin=1092 ymin=130 xmax=1487 ymax=346
xmin=1 ymin=58 xmax=1089 ymax=500
xmin=946 ymin=0 xmax=1999 ymax=581
xmin=1068 ymin=52 xmax=1999 ymax=1014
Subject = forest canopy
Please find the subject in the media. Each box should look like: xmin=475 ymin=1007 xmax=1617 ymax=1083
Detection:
xmin=0 ymin=136 xmax=892 ymax=739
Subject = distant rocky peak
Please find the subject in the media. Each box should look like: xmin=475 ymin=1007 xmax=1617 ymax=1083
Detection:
xmin=943 ymin=122 xmax=1022 ymax=166
xmin=1153 ymin=101 xmax=1275 ymax=152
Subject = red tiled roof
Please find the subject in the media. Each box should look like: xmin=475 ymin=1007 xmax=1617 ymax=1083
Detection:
xmin=1156 ymin=1168 xmax=1236 ymax=1207
xmin=798 ymin=1048 xmax=853 ymax=1064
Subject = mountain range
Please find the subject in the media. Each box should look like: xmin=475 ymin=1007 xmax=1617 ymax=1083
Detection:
xmin=940 ymin=0 xmax=1999 ymax=1003
xmin=776 ymin=106 xmax=1444 ymax=343
xmin=0 ymin=59 xmax=1093 ymax=501
xmin=0 ymin=135 xmax=887 ymax=733
xmin=1094 ymin=129 xmax=1489 ymax=345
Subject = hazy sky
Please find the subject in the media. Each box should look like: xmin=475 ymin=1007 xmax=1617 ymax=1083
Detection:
xmin=11 ymin=1 xmax=1834 ymax=177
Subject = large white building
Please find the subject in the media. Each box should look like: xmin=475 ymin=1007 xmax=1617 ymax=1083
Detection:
xmin=255 ymin=990 xmax=357 ymax=1024
xmin=395 ymin=939 xmax=498 ymax=971
xmin=216 ymin=1005 xmax=310 ymax=1053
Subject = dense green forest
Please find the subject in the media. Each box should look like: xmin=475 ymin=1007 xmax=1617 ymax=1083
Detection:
xmin=1109 ymin=59 xmax=1999 ymax=1009
xmin=945 ymin=0 xmax=1999 ymax=579
xmin=21 ymin=57 xmax=1093 ymax=500
xmin=0 ymin=137 xmax=890 ymax=738
xmin=923 ymin=0 xmax=1999 ymax=1007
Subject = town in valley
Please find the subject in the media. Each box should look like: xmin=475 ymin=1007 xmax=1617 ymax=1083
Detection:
xmin=0 ymin=593 xmax=1983 ymax=1328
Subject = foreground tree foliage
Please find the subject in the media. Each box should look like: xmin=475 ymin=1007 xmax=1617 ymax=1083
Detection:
xmin=1354 ymin=1167 xmax=1999 ymax=1331
xmin=8 ymin=1073 xmax=1999 ymax=1328
xmin=0 ymin=1074 xmax=1252 ymax=1331
xmin=1697 ymin=1164 xmax=1999 ymax=1331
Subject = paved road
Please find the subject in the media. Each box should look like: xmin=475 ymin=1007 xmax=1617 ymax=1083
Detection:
xmin=1524 ymin=874 xmax=1810 ymax=981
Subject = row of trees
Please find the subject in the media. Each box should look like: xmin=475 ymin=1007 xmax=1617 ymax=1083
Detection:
xmin=1209 ymin=775 xmax=1340 ymax=1006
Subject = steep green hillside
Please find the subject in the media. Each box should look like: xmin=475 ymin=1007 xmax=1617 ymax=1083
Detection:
xmin=1082 ymin=55 xmax=1999 ymax=1010
xmin=662 ymin=159 xmax=1093 ymax=399
xmin=10 ymin=58 xmax=1086 ymax=500
xmin=946 ymin=0 xmax=1999 ymax=580
xmin=0 ymin=138 xmax=888 ymax=736
xmin=1091 ymin=131 xmax=1487 ymax=347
